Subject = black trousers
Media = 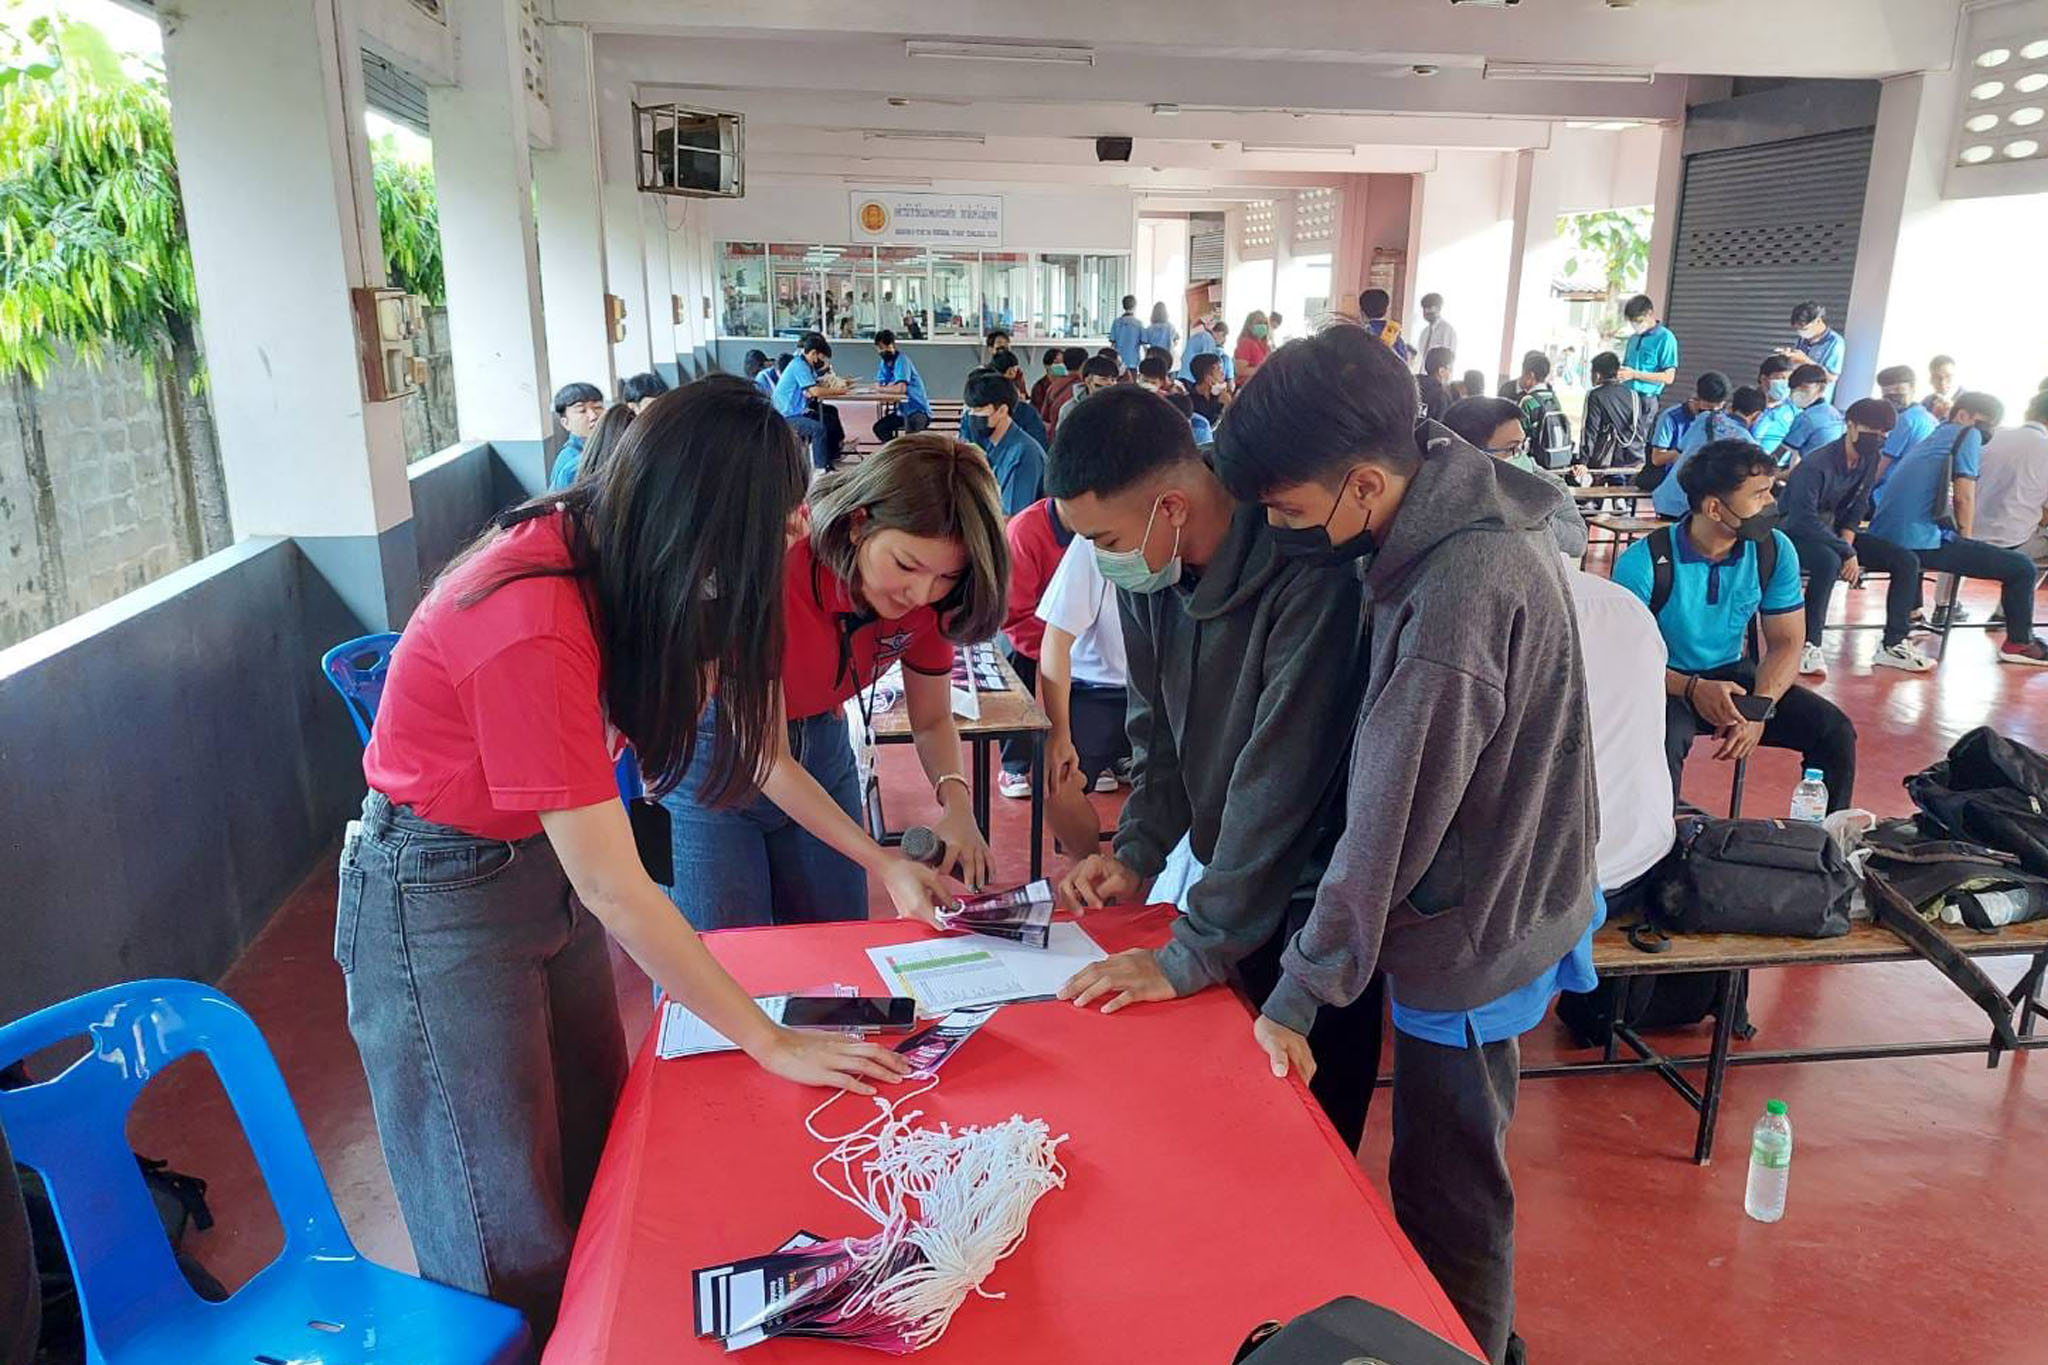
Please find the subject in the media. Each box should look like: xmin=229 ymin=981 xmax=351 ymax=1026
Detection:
xmin=1789 ymin=531 xmax=1921 ymax=648
xmin=1920 ymin=537 xmax=2038 ymax=643
xmin=1236 ymin=894 xmax=1384 ymax=1154
xmin=1664 ymin=661 xmax=1857 ymax=813
xmin=871 ymin=408 xmax=931 ymax=443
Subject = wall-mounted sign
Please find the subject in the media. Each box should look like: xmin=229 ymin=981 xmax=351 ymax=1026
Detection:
xmin=849 ymin=191 xmax=1004 ymax=247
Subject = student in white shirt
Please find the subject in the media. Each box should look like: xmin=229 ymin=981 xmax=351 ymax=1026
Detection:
xmin=1975 ymin=390 xmax=2048 ymax=587
xmin=1034 ymin=535 xmax=1131 ymax=861
xmin=1566 ymin=567 xmax=1677 ymax=907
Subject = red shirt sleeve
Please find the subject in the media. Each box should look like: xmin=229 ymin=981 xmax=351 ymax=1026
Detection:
xmin=901 ymin=617 xmax=956 ymax=676
xmin=454 ymin=634 xmax=621 ymax=813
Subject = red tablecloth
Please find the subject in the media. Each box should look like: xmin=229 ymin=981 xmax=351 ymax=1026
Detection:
xmin=545 ymin=907 xmax=1480 ymax=1362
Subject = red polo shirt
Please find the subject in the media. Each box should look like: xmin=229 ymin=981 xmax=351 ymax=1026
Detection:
xmin=363 ymin=511 xmax=622 ymax=840
xmin=782 ymin=536 xmax=953 ymax=721
xmin=1001 ymin=498 xmax=1072 ymax=661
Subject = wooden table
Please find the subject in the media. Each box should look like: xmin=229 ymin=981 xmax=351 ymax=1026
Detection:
xmin=1579 ymin=513 xmax=1670 ymax=568
xmin=1520 ymin=918 xmax=2048 ymax=1163
xmin=866 ymin=652 xmax=1051 ymax=880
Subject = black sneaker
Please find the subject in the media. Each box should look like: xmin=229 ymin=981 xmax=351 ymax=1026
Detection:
xmin=1931 ymin=603 xmax=1974 ymax=630
xmin=1505 ymin=1333 xmax=1528 ymax=1365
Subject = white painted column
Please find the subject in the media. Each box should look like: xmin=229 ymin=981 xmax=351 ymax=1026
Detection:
xmin=1844 ymin=72 xmax=1951 ymax=402
xmin=160 ymin=0 xmax=416 ymax=628
xmin=594 ymin=43 xmax=654 ymax=376
xmin=1642 ymin=122 xmax=1685 ymax=314
xmin=639 ymin=195 xmax=677 ymax=378
xmin=1502 ymin=146 xmax=1566 ymax=372
xmin=429 ymin=0 xmax=552 ymax=447
xmin=533 ymin=24 xmax=615 ymax=401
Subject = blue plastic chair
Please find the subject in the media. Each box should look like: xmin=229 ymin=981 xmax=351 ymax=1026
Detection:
xmin=0 ymin=981 xmax=532 ymax=1364
xmin=320 ymin=632 xmax=403 ymax=747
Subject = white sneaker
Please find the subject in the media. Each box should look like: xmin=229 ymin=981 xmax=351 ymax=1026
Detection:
xmin=1093 ymin=771 xmax=1119 ymax=793
xmin=1874 ymin=640 xmax=1936 ymax=672
xmin=1798 ymin=643 xmax=1827 ymax=677
xmin=997 ymin=770 xmax=1031 ymax=799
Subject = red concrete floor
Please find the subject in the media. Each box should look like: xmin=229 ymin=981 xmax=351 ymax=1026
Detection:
xmin=109 ymin=570 xmax=2048 ymax=1364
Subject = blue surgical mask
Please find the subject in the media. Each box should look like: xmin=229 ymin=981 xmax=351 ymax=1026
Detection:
xmin=1092 ymin=496 xmax=1183 ymax=594
xmin=1767 ymin=379 xmax=1790 ymax=402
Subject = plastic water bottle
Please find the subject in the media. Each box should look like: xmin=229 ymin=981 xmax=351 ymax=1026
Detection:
xmin=1744 ymin=1100 xmax=1793 ymax=1222
xmin=1789 ymin=770 xmax=1828 ymax=824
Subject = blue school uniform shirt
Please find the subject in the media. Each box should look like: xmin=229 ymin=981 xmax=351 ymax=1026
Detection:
xmin=1390 ymin=888 xmax=1606 ymax=1047
xmin=1613 ymin=526 xmax=1803 ymax=673
xmin=771 ymin=355 xmax=823 ymax=418
xmin=1109 ymin=313 xmax=1145 ymax=369
xmin=752 ymin=367 xmax=779 ymax=398
xmin=1653 ymin=411 xmax=1759 ymax=520
xmin=958 ymin=399 xmax=1047 ymax=451
xmin=1178 ymin=328 xmax=1219 ymax=380
xmin=546 ymin=433 xmax=585 ymax=491
xmin=1882 ymin=400 xmax=1937 ymax=459
xmin=1651 ymin=402 xmax=1700 ymax=455
xmin=1794 ymin=328 xmax=1845 ymax=399
xmin=1624 ymin=324 xmax=1679 ymax=399
xmin=874 ymin=353 xmax=930 ymax=419
xmin=1190 ymin=411 xmax=1214 ymax=446
xmin=1140 ymin=322 xmax=1175 ymax=353
xmin=1870 ymin=420 xmax=1983 ymax=552
xmin=1754 ymin=400 xmax=1796 ymax=457
xmin=1780 ymin=401 xmax=1845 ymax=462
xmin=984 ymin=421 xmax=1046 ymax=519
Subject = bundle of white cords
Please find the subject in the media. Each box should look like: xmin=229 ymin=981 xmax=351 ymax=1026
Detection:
xmin=804 ymin=1081 xmax=1067 ymax=1349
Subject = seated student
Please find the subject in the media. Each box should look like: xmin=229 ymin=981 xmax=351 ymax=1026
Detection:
xmin=1878 ymin=363 xmax=1939 ymax=465
xmin=1187 ymin=351 xmax=1233 ymax=426
xmin=1777 ymin=398 xmax=1930 ymax=675
xmin=1034 ymin=533 xmax=1134 ymax=856
xmin=1870 ymin=391 xmax=2048 ymax=666
xmin=1210 ymin=326 xmax=1598 ymax=1365
xmin=963 ymin=369 xmax=1048 ymax=517
xmin=1754 ymin=355 xmax=1797 ymax=457
xmin=1029 ymin=347 xmax=1065 ymax=413
xmin=1141 ymin=346 xmax=1186 ymax=391
xmin=1579 ymin=351 xmax=1648 ymax=470
xmin=1060 ymin=354 xmax=1121 ymax=429
xmin=1646 ymin=371 xmax=1729 ymax=488
xmin=1046 ymin=386 xmax=1381 ymax=1151
xmin=1617 ymin=293 xmax=1679 ymax=405
xmin=546 ymin=381 xmax=605 ymax=489
xmin=1038 ymin=345 xmax=1089 ymax=434
xmin=1653 ymin=383 xmax=1763 ymax=520
xmin=661 ymin=434 xmax=1008 ymax=931
xmin=870 ymin=329 xmax=932 ymax=441
xmin=1418 ymin=346 xmax=1456 ymax=424
xmin=958 ymin=358 xmax=1049 ymax=450
xmin=1975 ymin=390 xmax=2048 ymax=586
xmin=997 ymin=496 xmax=1075 ymax=800
xmin=1456 ymin=367 xmax=1490 ymax=403
xmin=984 ymin=327 xmax=1012 ymax=358
xmin=772 ymin=332 xmax=852 ymax=471
xmin=744 ymin=349 xmax=778 ymax=398
xmin=565 ymin=404 xmax=634 ymax=487
xmin=619 ymin=371 xmax=670 ymax=415
xmin=1782 ymin=300 xmax=1845 ymax=401
xmin=1778 ymin=363 xmax=1845 ymax=466
xmin=1234 ymin=310 xmax=1273 ymax=384
xmin=1110 ymin=296 xmax=1145 ymax=370
xmin=988 ymin=347 xmax=1033 ymax=403
xmin=1443 ymin=396 xmax=1589 ymax=558
xmin=1615 ymin=440 xmax=1859 ymax=812
xmin=1138 ymin=355 xmax=1215 ymax=445
xmin=1357 ymin=288 xmax=1414 ymax=364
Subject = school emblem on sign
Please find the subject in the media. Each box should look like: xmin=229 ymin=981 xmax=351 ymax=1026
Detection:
xmin=857 ymin=199 xmax=890 ymax=234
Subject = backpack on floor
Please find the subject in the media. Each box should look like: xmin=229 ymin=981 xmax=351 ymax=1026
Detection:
xmin=1554 ymin=971 xmax=1741 ymax=1048
xmin=1906 ymin=727 xmax=2048 ymax=877
xmin=1636 ymin=813 xmax=1856 ymax=944
xmin=1234 ymin=1296 xmax=1486 ymax=1365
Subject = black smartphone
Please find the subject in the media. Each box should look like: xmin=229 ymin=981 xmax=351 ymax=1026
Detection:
xmin=781 ymin=996 xmax=918 ymax=1033
xmin=1733 ymin=694 xmax=1775 ymax=723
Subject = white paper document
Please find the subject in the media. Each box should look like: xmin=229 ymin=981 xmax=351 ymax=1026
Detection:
xmin=864 ymin=921 xmax=1109 ymax=1014
xmin=657 ymin=995 xmax=788 ymax=1060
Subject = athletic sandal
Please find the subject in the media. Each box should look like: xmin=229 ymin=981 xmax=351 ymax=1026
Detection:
xmin=1874 ymin=641 xmax=1936 ymax=672
xmin=1999 ymin=640 xmax=2048 ymax=667
xmin=997 ymin=770 xmax=1031 ymax=799
xmin=1798 ymin=643 xmax=1827 ymax=677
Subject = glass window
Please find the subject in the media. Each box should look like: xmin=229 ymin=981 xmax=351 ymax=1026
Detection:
xmin=1076 ymin=253 xmax=1129 ymax=338
xmin=875 ymin=247 xmax=929 ymax=339
xmin=815 ymin=245 xmax=878 ymax=340
xmin=981 ymin=252 xmax=1032 ymax=340
xmin=931 ymin=251 xmax=980 ymax=337
xmin=768 ymin=244 xmax=820 ymax=337
xmin=717 ymin=242 xmax=769 ymax=336
xmin=1038 ymin=254 xmax=1081 ymax=337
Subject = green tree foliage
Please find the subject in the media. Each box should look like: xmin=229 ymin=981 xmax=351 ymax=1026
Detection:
xmin=373 ymin=140 xmax=445 ymax=305
xmin=1560 ymin=207 xmax=1653 ymax=300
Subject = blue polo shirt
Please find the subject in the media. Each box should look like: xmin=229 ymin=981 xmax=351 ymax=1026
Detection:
xmin=959 ymin=398 xmax=1047 ymax=451
xmin=1178 ymin=328 xmax=1219 ymax=380
xmin=1882 ymin=401 xmax=1937 ymax=459
xmin=1780 ymin=401 xmax=1846 ymax=462
xmin=547 ymin=433 xmax=585 ymax=491
xmin=984 ymin=422 xmax=1046 ymax=519
xmin=1795 ymin=328 xmax=1845 ymax=398
xmin=1653 ymin=411 xmax=1758 ymax=520
xmin=1141 ymin=322 xmax=1175 ymax=352
xmin=874 ymin=353 xmax=930 ymax=419
xmin=1870 ymin=420 xmax=1983 ymax=551
xmin=771 ymin=354 xmax=824 ymax=418
xmin=1754 ymin=400 xmax=1796 ymax=456
xmin=1651 ymin=402 xmax=1701 ymax=454
xmin=1390 ymin=888 xmax=1605 ymax=1047
xmin=1614 ymin=525 xmax=1803 ymax=672
xmin=1109 ymin=314 xmax=1145 ymax=369
xmin=752 ymin=367 xmax=779 ymax=398
xmin=1191 ymin=411 xmax=1214 ymax=446
xmin=1624 ymin=324 xmax=1679 ymax=399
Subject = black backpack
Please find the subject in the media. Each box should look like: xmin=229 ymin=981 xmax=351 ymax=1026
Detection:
xmin=1234 ymin=1296 xmax=1485 ymax=1365
xmin=1524 ymin=386 xmax=1575 ymax=470
xmin=1633 ymin=813 xmax=1857 ymax=947
xmin=1644 ymin=523 xmax=1779 ymax=618
xmin=1906 ymin=727 xmax=2048 ymax=876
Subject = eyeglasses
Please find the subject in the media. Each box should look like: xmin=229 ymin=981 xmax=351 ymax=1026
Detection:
xmin=1485 ymin=440 xmax=1529 ymax=459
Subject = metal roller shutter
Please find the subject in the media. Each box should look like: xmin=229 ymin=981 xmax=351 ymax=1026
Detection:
xmin=1665 ymin=126 xmax=1873 ymax=397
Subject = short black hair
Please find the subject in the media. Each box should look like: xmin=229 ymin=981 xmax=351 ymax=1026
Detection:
xmin=1729 ymin=385 xmax=1767 ymax=418
xmin=1080 ymin=355 xmax=1120 ymax=381
xmin=1680 ymin=439 xmax=1778 ymax=512
xmin=1421 ymin=292 xmax=1444 ymax=310
xmin=1061 ymin=346 xmax=1088 ymax=368
xmin=553 ymin=381 xmax=603 ymax=415
xmin=1359 ymin=288 xmax=1392 ymax=318
xmin=798 ymin=331 xmax=832 ymax=357
xmin=964 ymin=370 xmax=1017 ymax=411
xmin=620 ymin=371 xmax=670 ymax=405
xmin=1930 ymin=353 xmax=1956 ymax=370
xmin=1424 ymin=346 xmax=1456 ymax=376
xmin=1462 ymin=368 xmax=1488 ymax=396
xmin=1789 ymin=300 xmax=1825 ymax=328
xmin=2027 ymin=390 xmax=2048 ymax=425
xmin=1211 ymin=323 xmax=1421 ymax=499
xmin=743 ymin=349 xmax=771 ymax=377
xmin=1844 ymin=397 xmax=1897 ymax=432
xmin=1045 ymin=385 xmax=1198 ymax=499
xmin=1442 ymin=396 xmax=1523 ymax=450
xmin=1189 ymin=352 xmax=1222 ymax=383
xmin=1120 ymin=295 xmax=1138 ymax=311
xmin=989 ymin=349 xmax=1022 ymax=374
xmin=1695 ymin=370 xmax=1731 ymax=403
xmin=1096 ymin=346 xmax=1122 ymax=364
xmin=1138 ymin=355 xmax=1172 ymax=382
xmin=1789 ymin=363 xmax=1829 ymax=390
xmin=1521 ymin=351 xmax=1551 ymax=382
xmin=1759 ymin=354 xmax=1794 ymax=380
xmin=1591 ymin=350 xmax=1621 ymax=381
xmin=1953 ymin=391 xmax=2005 ymax=425
xmin=1876 ymin=364 xmax=1916 ymax=388
xmin=777 ymin=352 xmax=795 ymax=372
xmin=1143 ymin=345 xmax=1174 ymax=366
xmin=1623 ymin=294 xmax=1655 ymax=321
xmin=1042 ymin=347 xmax=1062 ymax=365
xmin=874 ymin=329 xmax=899 ymax=346
xmin=985 ymin=329 xmax=1011 ymax=347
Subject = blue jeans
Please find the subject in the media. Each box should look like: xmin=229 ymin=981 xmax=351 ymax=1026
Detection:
xmin=661 ymin=706 xmax=868 ymax=929
xmin=337 ymin=791 xmax=626 ymax=1338
xmin=788 ymin=414 xmax=834 ymax=471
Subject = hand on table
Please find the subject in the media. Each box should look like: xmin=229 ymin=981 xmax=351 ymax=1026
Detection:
xmin=1689 ymin=678 xmax=1747 ymax=730
xmin=932 ymin=807 xmax=992 ymax=892
xmin=879 ymin=855 xmax=956 ymax=928
xmin=1058 ymin=853 xmax=1141 ymax=910
xmin=1253 ymin=1016 xmax=1316 ymax=1083
xmin=752 ymin=1025 xmax=911 ymax=1096
xmin=1714 ymin=717 xmax=1766 ymax=762
xmin=1057 ymin=947 xmax=1175 ymax=1015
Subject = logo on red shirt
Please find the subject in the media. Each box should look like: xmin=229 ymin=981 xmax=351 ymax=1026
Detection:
xmin=874 ymin=626 xmax=917 ymax=663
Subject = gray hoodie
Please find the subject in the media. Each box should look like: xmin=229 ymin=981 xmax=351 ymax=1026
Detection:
xmin=1262 ymin=426 xmax=1598 ymax=1031
xmin=1114 ymin=500 xmax=1367 ymax=995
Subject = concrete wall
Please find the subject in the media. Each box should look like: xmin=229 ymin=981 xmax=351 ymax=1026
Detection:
xmin=1414 ymin=151 xmax=1518 ymax=385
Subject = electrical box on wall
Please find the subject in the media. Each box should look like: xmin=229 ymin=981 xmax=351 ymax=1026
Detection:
xmin=672 ymin=294 xmax=684 ymax=325
xmin=606 ymin=293 xmax=628 ymax=343
xmin=351 ymin=287 xmax=426 ymax=402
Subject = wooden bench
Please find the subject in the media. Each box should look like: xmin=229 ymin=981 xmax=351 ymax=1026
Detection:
xmin=1579 ymin=513 xmax=1671 ymax=569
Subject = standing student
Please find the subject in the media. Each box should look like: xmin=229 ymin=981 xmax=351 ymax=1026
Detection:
xmin=772 ymin=332 xmax=852 ymax=471
xmin=1617 ymin=294 xmax=1678 ymax=404
xmin=1178 ymin=316 xmax=1220 ymax=381
xmin=345 ymin=378 xmax=912 ymax=1333
xmin=1109 ymin=295 xmax=1145 ymax=370
xmin=1653 ymin=385 xmax=1765 ymax=520
xmin=1046 ymin=386 xmax=1382 ymax=1152
xmin=1778 ymin=399 xmax=1929 ymax=676
xmin=1616 ymin=440 xmax=1860 ymax=811
xmin=662 ymin=434 xmax=1011 ymax=930
xmin=1878 ymin=363 xmax=1939 ymax=462
xmin=870 ymin=329 xmax=931 ymax=441
xmin=1753 ymin=355 xmax=1797 ymax=457
xmin=1925 ymin=354 xmax=1960 ymax=420
xmin=964 ymin=369 xmax=1048 ymax=517
xmin=984 ymin=327 xmax=1013 ymax=358
xmin=546 ymin=381 xmax=605 ymax=489
xmin=1415 ymin=292 xmax=1457 ymax=370
xmin=1419 ymin=347 xmax=1456 ymax=424
xmin=1975 ymin=390 xmax=2048 ymax=587
xmin=1778 ymin=363 xmax=1845 ymax=465
xmin=1234 ymin=310 xmax=1274 ymax=384
xmin=1029 ymin=347 xmax=1065 ymax=414
xmin=1212 ymin=326 xmax=1598 ymax=1365
xmin=1782 ymin=301 xmax=1844 ymax=400
xmin=619 ymin=371 xmax=669 ymax=415
xmin=1142 ymin=301 xmax=1178 ymax=355
xmin=1209 ymin=320 xmax=1237 ymax=382
xmin=1034 ymin=534 xmax=1133 ymax=855
xmin=1579 ymin=351 xmax=1648 ymax=470
xmin=997 ymin=496 xmax=1074 ymax=801
xmin=1357 ymin=288 xmax=1414 ymax=364
xmin=1870 ymin=392 xmax=2048 ymax=665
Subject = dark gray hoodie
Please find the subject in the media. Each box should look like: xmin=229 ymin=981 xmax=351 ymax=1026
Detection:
xmin=1262 ymin=426 xmax=1598 ymax=1031
xmin=1113 ymin=500 xmax=1367 ymax=995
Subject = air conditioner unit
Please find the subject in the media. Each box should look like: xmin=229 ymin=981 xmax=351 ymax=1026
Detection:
xmin=635 ymin=103 xmax=745 ymax=199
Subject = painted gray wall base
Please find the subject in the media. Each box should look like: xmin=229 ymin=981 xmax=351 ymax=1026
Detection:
xmin=491 ymin=437 xmax=553 ymax=502
xmin=409 ymin=443 xmax=499 ymax=582
xmin=296 ymin=522 xmax=421 ymax=633
xmin=0 ymin=538 xmax=364 ymax=1025
xmin=655 ymin=361 xmax=682 ymax=387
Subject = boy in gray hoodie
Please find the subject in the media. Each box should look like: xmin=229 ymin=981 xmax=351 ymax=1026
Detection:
xmin=1045 ymin=385 xmax=1382 ymax=1148
xmin=1213 ymin=325 xmax=1599 ymax=1365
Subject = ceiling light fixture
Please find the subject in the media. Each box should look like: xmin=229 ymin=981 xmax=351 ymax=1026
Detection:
xmin=861 ymin=129 xmax=987 ymax=144
xmin=1483 ymin=60 xmax=1655 ymax=83
xmin=904 ymin=40 xmax=1095 ymax=66
xmin=841 ymin=176 xmax=935 ymax=187
xmin=1152 ymin=103 xmax=1181 ymax=116
xmin=1240 ymin=142 xmax=1357 ymax=155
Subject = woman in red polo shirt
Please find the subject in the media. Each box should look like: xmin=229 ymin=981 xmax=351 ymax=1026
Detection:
xmin=1234 ymin=309 xmax=1273 ymax=384
xmin=661 ymin=432 xmax=1012 ymax=930
xmin=340 ymin=377 xmax=910 ymax=1335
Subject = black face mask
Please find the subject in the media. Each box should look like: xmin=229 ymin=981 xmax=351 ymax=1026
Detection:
xmin=968 ymin=415 xmax=995 ymax=443
xmin=1721 ymin=503 xmax=1781 ymax=543
xmin=1853 ymin=431 xmax=1885 ymax=460
xmin=1271 ymin=477 xmax=1379 ymax=566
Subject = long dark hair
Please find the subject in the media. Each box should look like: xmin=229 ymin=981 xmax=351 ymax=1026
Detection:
xmin=570 ymin=403 xmax=635 ymax=485
xmin=450 ymin=374 xmax=806 ymax=805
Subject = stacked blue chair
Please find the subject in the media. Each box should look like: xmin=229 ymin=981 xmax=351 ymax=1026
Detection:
xmin=319 ymin=633 xmax=403 ymax=747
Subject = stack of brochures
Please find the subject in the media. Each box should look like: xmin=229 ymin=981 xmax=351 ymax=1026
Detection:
xmin=938 ymin=879 xmax=1055 ymax=949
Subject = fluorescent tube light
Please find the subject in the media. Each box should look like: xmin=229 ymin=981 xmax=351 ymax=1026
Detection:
xmin=905 ymin=40 xmax=1095 ymax=66
xmin=1239 ymin=142 xmax=1357 ymax=155
xmin=861 ymin=129 xmax=987 ymax=145
xmin=1484 ymin=61 xmax=1654 ymax=83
